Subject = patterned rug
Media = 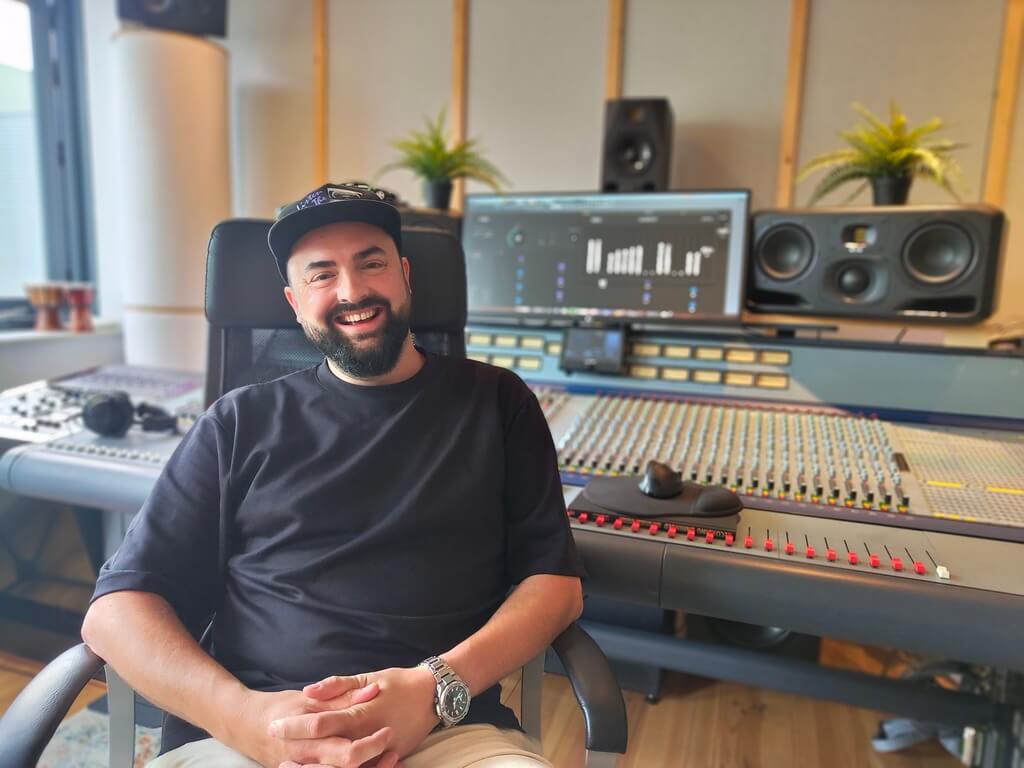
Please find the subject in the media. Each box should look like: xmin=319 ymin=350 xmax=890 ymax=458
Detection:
xmin=37 ymin=708 xmax=161 ymax=768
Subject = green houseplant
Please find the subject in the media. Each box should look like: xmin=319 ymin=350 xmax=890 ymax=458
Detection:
xmin=378 ymin=108 xmax=507 ymax=210
xmin=797 ymin=102 xmax=965 ymax=206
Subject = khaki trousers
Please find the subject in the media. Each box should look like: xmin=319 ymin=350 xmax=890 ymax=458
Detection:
xmin=147 ymin=724 xmax=552 ymax=768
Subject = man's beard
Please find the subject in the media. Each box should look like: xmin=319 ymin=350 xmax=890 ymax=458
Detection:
xmin=303 ymin=295 xmax=411 ymax=379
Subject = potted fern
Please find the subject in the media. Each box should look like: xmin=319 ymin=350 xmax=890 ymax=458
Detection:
xmin=797 ymin=102 xmax=965 ymax=206
xmin=377 ymin=108 xmax=507 ymax=210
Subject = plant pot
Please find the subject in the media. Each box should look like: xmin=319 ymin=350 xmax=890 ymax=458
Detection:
xmin=871 ymin=175 xmax=912 ymax=205
xmin=423 ymin=180 xmax=453 ymax=210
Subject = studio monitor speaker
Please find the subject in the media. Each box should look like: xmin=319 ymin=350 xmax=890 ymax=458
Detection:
xmin=746 ymin=205 xmax=1004 ymax=323
xmin=117 ymin=0 xmax=227 ymax=37
xmin=601 ymin=98 xmax=674 ymax=193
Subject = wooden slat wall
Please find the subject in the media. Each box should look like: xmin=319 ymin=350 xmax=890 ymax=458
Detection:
xmin=605 ymin=0 xmax=626 ymax=101
xmin=775 ymin=0 xmax=810 ymax=207
xmin=450 ymin=0 xmax=469 ymax=211
xmin=983 ymin=0 xmax=1024 ymax=206
xmin=312 ymin=0 xmax=327 ymax=185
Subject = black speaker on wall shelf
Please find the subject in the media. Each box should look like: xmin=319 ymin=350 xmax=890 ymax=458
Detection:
xmin=600 ymin=98 xmax=674 ymax=192
xmin=117 ymin=0 xmax=227 ymax=37
xmin=746 ymin=205 xmax=1005 ymax=323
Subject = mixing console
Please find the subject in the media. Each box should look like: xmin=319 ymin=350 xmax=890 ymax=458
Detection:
xmin=538 ymin=389 xmax=1024 ymax=541
xmin=0 ymin=365 xmax=204 ymax=446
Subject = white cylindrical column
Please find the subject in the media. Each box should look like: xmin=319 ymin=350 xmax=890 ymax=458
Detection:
xmin=112 ymin=28 xmax=230 ymax=371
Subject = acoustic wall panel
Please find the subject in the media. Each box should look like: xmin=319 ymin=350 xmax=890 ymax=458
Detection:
xmin=795 ymin=0 xmax=1003 ymax=208
xmin=621 ymin=0 xmax=790 ymax=209
xmin=466 ymin=0 xmax=608 ymax=194
xmin=225 ymin=0 xmax=316 ymax=217
xmin=328 ymin=0 xmax=452 ymax=207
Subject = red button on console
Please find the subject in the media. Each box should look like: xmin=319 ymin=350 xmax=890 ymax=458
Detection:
xmin=784 ymin=541 xmax=795 ymax=555
xmin=595 ymin=514 xmax=606 ymax=526
xmin=805 ymin=546 xmax=815 ymax=558
xmin=848 ymin=552 xmax=859 ymax=565
xmin=764 ymin=539 xmax=774 ymax=551
xmin=744 ymin=535 xmax=753 ymax=549
xmin=913 ymin=561 xmax=926 ymax=575
xmin=577 ymin=513 xmax=589 ymax=524
xmin=667 ymin=525 xmax=678 ymax=538
xmin=686 ymin=528 xmax=696 ymax=541
xmin=705 ymin=531 xmax=715 ymax=544
xmin=891 ymin=557 xmax=903 ymax=571
xmin=630 ymin=520 xmax=641 ymax=533
xmin=826 ymin=549 xmax=837 ymax=562
xmin=869 ymin=554 xmax=881 ymax=568
xmin=613 ymin=517 xmax=623 ymax=529
xmin=649 ymin=523 xmax=659 ymax=535
xmin=725 ymin=533 xmax=734 ymax=546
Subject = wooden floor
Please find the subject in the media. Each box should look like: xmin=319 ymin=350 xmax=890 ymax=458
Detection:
xmin=0 ymin=642 xmax=958 ymax=768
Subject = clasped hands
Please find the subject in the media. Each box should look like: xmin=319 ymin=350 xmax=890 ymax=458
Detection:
xmin=238 ymin=665 xmax=440 ymax=768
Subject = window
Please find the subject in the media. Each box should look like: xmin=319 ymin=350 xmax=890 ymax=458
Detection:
xmin=0 ymin=0 xmax=94 ymax=325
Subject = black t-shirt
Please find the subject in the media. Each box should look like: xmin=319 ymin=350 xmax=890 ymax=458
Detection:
xmin=91 ymin=352 xmax=582 ymax=752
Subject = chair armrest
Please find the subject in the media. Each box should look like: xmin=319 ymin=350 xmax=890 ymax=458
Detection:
xmin=0 ymin=642 xmax=105 ymax=768
xmin=550 ymin=622 xmax=628 ymax=754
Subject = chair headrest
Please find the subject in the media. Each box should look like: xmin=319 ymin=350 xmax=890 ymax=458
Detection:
xmin=205 ymin=219 xmax=466 ymax=332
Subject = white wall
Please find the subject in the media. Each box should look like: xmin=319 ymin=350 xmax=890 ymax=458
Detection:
xmin=80 ymin=0 xmax=1024 ymax=328
xmin=327 ymin=0 xmax=451 ymax=206
xmin=796 ymin=0 xmax=1004 ymax=207
xmin=227 ymin=0 xmax=316 ymax=218
xmin=623 ymin=0 xmax=790 ymax=210
xmin=466 ymin=0 xmax=608 ymax=194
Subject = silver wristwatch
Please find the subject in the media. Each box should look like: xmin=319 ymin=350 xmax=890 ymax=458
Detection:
xmin=419 ymin=655 xmax=471 ymax=727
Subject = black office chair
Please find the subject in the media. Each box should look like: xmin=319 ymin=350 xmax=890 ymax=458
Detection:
xmin=0 ymin=219 xmax=627 ymax=768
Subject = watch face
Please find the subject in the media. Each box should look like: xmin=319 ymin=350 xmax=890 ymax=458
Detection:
xmin=441 ymin=682 xmax=471 ymax=722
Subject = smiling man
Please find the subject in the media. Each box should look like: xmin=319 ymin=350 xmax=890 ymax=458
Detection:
xmin=81 ymin=183 xmax=584 ymax=768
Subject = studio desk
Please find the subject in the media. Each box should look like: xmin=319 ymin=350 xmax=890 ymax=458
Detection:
xmin=2 ymin=331 xmax=1023 ymax=763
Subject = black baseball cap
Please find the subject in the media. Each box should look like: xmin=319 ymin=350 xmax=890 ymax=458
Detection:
xmin=267 ymin=182 xmax=403 ymax=282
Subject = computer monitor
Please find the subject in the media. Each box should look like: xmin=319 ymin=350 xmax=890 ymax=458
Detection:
xmin=463 ymin=190 xmax=750 ymax=323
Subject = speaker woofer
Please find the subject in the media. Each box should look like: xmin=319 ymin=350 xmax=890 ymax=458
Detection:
xmin=614 ymin=135 xmax=655 ymax=175
xmin=903 ymin=223 xmax=973 ymax=285
xmin=756 ymin=225 xmax=814 ymax=281
xmin=836 ymin=264 xmax=872 ymax=298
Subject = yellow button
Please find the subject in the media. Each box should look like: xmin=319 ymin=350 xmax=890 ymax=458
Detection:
xmin=467 ymin=333 xmax=492 ymax=346
xmin=696 ymin=347 xmax=724 ymax=361
xmin=756 ymin=373 xmax=789 ymax=389
xmin=661 ymin=368 xmax=689 ymax=382
xmin=520 ymin=336 xmax=545 ymax=350
xmin=516 ymin=356 xmax=542 ymax=371
xmin=693 ymin=370 xmax=723 ymax=384
xmin=468 ymin=354 xmax=490 ymax=364
xmin=491 ymin=355 xmax=515 ymax=368
xmin=664 ymin=345 xmax=691 ymax=359
xmin=724 ymin=371 xmax=754 ymax=387
xmin=547 ymin=342 xmax=563 ymax=356
xmin=630 ymin=365 xmax=659 ymax=379
xmin=987 ymin=486 xmax=1024 ymax=496
xmin=760 ymin=350 xmax=791 ymax=366
xmin=632 ymin=343 xmax=661 ymax=357
xmin=494 ymin=335 xmax=518 ymax=348
xmin=725 ymin=348 xmax=756 ymax=364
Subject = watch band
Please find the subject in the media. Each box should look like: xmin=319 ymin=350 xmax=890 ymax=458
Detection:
xmin=422 ymin=655 xmax=460 ymax=687
xmin=420 ymin=655 xmax=469 ymax=727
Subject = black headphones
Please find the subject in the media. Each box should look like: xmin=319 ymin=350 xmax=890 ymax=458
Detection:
xmin=82 ymin=391 xmax=178 ymax=437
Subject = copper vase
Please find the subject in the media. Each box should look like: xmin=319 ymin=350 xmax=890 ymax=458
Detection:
xmin=63 ymin=283 xmax=95 ymax=332
xmin=24 ymin=283 xmax=64 ymax=332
